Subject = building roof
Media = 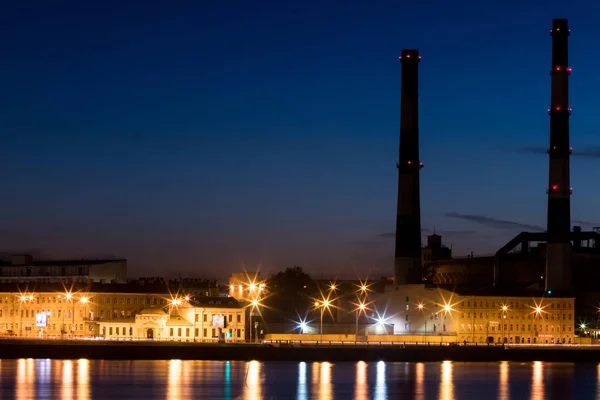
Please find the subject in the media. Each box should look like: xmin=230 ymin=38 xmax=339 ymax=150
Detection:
xmin=166 ymin=315 xmax=193 ymax=326
xmin=190 ymin=296 xmax=243 ymax=309
xmin=0 ymin=258 xmax=126 ymax=267
xmin=0 ymin=281 xmax=219 ymax=296
xmin=447 ymin=284 xmax=575 ymax=298
xmin=139 ymin=308 xmax=167 ymax=315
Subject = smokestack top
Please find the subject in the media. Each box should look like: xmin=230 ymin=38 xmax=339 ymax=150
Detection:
xmin=551 ymin=19 xmax=570 ymax=35
xmin=399 ymin=49 xmax=421 ymax=63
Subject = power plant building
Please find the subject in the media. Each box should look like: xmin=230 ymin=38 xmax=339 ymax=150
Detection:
xmin=379 ymin=19 xmax=579 ymax=344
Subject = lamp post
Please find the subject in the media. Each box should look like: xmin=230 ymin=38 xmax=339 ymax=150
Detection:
xmin=64 ymin=293 xmax=74 ymax=337
xmin=356 ymin=303 xmax=366 ymax=339
xmin=315 ymin=300 xmax=330 ymax=343
xmin=501 ymin=305 xmax=508 ymax=345
xmin=18 ymin=295 xmax=27 ymax=337
xmin=250 ymin=299 xmax=260 ymax=343
xmin=81 ymin=297 xmax=89 ymax=337
xmin=418 ymin=303 xmax=425 ymax=340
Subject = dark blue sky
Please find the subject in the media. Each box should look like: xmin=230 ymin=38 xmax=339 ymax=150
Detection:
xmin=2 ymin=0 xmax=600 ymax=279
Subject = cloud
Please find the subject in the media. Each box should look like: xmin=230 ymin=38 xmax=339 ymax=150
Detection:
xmin=445 ymin=212 xmax=544 ymax=232
xmin=376 ymin=229 xmax=477 ymax=239
xmin=573 ymin=219 xmax=600 ymax=227
xmin=377 ymin=232 xmax=395 ymax=238
xmin=520 ymin=145 xmax=600 ymax=158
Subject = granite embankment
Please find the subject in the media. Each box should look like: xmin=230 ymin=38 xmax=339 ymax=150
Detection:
xmin=1 ymin=340 xmax=600 ymax=362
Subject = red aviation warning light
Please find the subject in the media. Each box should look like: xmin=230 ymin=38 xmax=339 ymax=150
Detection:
xmin=552 ymin=184 xmax=559 ymax=191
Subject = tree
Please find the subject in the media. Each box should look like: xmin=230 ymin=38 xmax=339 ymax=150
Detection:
xmin=262 ymin=266 xmax=317 ymax=323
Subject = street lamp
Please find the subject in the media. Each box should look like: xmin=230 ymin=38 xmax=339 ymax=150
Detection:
xmin=250 ymin=299 xmax=260 ymax=343
xmin=355 ymin=302 xmax=366 ymax=339
xmin=417 ymin=303 xmax=425 ymax=343
xmin=315 ymin=299 xmax=331 ymax=343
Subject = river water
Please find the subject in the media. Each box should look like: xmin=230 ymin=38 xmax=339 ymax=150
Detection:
xmin=0 ymin=359 xmax=597 ymax=399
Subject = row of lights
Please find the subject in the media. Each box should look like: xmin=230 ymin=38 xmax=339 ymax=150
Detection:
xmin=18 ymin=293 xmax=88 ymax=303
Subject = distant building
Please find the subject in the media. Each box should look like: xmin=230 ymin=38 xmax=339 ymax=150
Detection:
xmin=375 ymin=284 xmax=575 ymax=344
xmin=228 ymin=271 xmax=263 ymax=301
xmin=0 ymin=254 xmax=127 ymax=284
xmin=0 ymin=281 xmax=245 ymax=341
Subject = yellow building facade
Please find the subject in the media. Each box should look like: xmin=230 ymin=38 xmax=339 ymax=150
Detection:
xmin=0 ymin=285 xmax=246 ymax=341
xmin=376 ymin=284 xmax=575 ymax=344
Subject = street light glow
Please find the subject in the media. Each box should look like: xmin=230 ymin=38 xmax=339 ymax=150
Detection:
xmin=581 ymin=323 xmax=587 ymax=329
xmin=20 ymin=296 xmax=26 ymax=301
xmin=417 ymin=303 xmax=424 ymax=310
xmin=184 ymin=296 xmax=190 ymax=301
xmin=298 ymin=321 xmax=308 ymax=332
xmin=502 ymin=305 xmax=508 ymax=311
xmin=443 ymin=304 xmax=451 ymax=312
xmin=28 ymin=295 xmax=33 ymax=301
xmin=361 ymin=285 xmax=367 ymax=292
xmin=330 ymin=284 xmax=336 ymax=291
xmin=251 ymin=299 xmax=259 ymax=307
xmin=323 ymin=300 xmax=330 ymax=308
xmin=249 ymin=283 xmax=256 ymax=291
xmin=80 ymin=297 xmax=88 ymax=304
xmin=535 ymin=307 xmax=542 ymax=313
xmin=65 ymin=293 xmax=72 ymax=300
xmin=359 ymin=303 xmax=366 ymax=310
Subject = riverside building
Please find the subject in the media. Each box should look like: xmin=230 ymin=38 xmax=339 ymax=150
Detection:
xmin=0 ymin=282 xmax=246 ymax=341
xmin=376 ymin=284 xmax=575 ymax=344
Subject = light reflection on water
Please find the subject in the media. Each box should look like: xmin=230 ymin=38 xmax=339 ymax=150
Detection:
xmin=0 ymin=359 xmax=599 ymax=399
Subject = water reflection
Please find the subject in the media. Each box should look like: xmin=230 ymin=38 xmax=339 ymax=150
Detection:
xmin=355 ymin=361 xmax=368 ymax=400
xmin=498 ymin=361 xmax=509 ymax=400
xmin=167 ymin=359 xmax=182 ymax=400
xmin=531 ymin=361 xmax=545 ymax=400
xmin=62 ymin=360 xmax=73 ymax=400
xmin=597 ymin=363 xmax=600 ymax=399
xmin=16 ymin=358 xmax=35 ymax=400
xmin=5 ymin=359 xmax=599 ymax=398
xmin=297 ymin=362 xmax=307 ymax=400
xmin=77 ymin=359 xmax=90 ymax=400
xmin=439 ymin=361 xmax=454 ymax=400
xmin=244 ymin=360 xmax=262 ymax=400
xmin=319 ymin=362 xmax=332 ymax=400
xmin=225 ymin=361 xmax=231 ymax=400
xmin=374 ymin=361 xmax=386 ymax=400
xmin=415 ymin=362 xmax=425 ymax=400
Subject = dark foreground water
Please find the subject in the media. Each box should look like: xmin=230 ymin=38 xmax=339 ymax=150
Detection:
xmin=1 ymin=359 xmax=599 ymax=399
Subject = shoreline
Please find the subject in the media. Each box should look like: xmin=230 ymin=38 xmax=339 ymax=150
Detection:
xmin=1 ymin=340 xmax=600 ymax=362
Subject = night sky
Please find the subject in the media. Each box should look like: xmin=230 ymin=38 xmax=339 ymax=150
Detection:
xmin=2 ymin=1 xmax=600 ymax=280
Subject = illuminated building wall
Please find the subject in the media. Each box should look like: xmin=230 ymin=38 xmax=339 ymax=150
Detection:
xmin=0 ymin=288 xmax=245 ymax=340
xmin=376 ymin=284 xmax=575 ymax=343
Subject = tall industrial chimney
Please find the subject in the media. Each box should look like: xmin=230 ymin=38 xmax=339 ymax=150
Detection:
xmin=394 ymin=49 xmax=423 ymax=284
xmin=545 ymin=18 xmax=572 ymax=292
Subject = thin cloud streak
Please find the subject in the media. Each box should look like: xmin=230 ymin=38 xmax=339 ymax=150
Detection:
xmin=445 ymin=212 xmax=544 ymax=232
xmin=520 ymin=145 xmax=600 ymax=158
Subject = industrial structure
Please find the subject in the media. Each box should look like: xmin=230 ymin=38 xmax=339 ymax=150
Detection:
xmin=377 ymin=20 xmax=583 ymax=343
xmin=394 ymin=49 xmax=423 ymax=285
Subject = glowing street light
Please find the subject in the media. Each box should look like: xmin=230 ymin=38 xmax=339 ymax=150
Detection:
xmin=330 ymin=284 xmax=337 ymax=291
xmin=80 ymin=297 xmax=88 ymax=304
xmin=249 ymin=299 xmax=261 ymax=342
xmin=355 ymin=302 xmax=367 ymax=339
xmin=535 ymin=307 xmax=542 ymax=314
xmin=502 ymin=305 xmax=508 ymax=311
xmin=417 ymin=303 xmax=424 ymax=310
xmin=315 ymin=298 xmax=332 ymax=343
xmin=443 ymin=304 xmax=451 ymax=312
xmin=65 ymin=293 xmax=72 ymax=300
xmin=249 ymin=283 xmax=256 ymax=291
xmin=184 ymin=296 xmax=190 ymax=302
xmin=28 ymin=295 xmax=33 ymax=301
xmin=20 ymin=295 xmax=26 ymax=302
